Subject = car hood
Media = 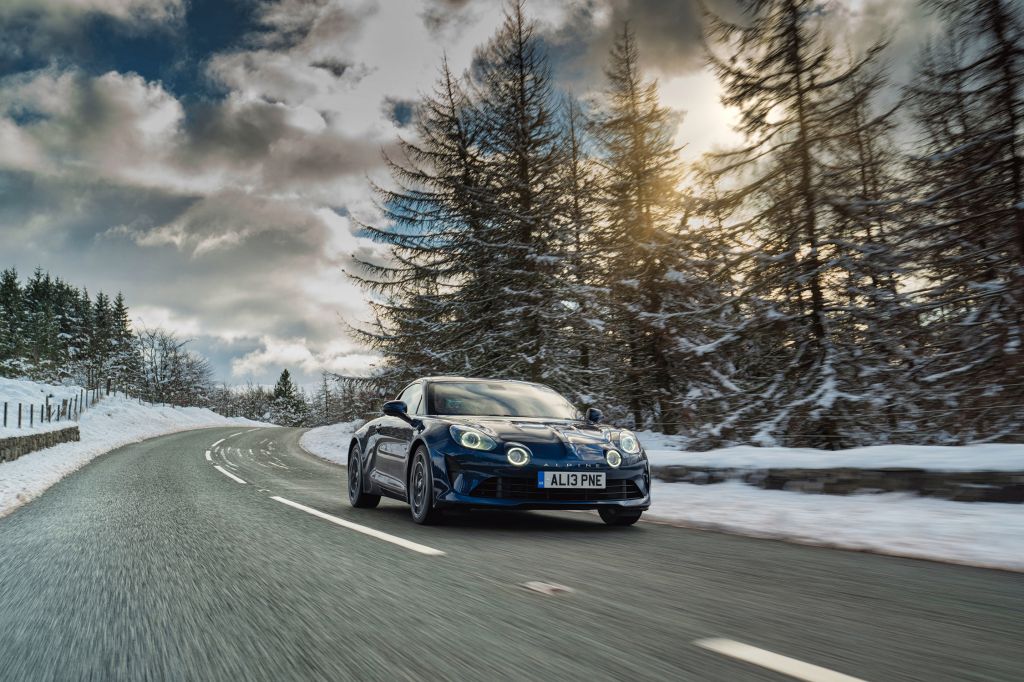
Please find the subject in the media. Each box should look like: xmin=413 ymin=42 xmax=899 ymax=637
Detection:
xmin=448 ymin=417 xmax=624 ymax=459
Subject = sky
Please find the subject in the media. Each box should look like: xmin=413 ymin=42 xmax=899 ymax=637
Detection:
xmin=0 ymin=0 xmax=931 ymax=390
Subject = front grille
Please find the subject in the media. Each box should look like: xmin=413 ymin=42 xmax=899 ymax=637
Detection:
xmin=472 ymin=476 xmax=644 ymax=501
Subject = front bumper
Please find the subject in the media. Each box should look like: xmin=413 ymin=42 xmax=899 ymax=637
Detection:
xmin=436 ymin=449 xmax=651 ymax=511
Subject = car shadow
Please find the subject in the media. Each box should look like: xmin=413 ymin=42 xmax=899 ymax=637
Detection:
xmin=361 ymin=502 xmax=642 ymax=535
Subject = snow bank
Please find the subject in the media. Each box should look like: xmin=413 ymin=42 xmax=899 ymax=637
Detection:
xmin=647 ymin=481 xmax=1024 ymax=572
xmin=0 ymin=391 xmax=267 ymax=518
xmin=299 ymin=420 xmax=363 ymax=465
xmin=0 ymin=377 xmax=87 ymax=437
xmin=638 ymin=435 xmax=1024 ymax=472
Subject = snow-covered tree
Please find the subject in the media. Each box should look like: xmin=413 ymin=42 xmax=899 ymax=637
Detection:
xmin=271 ymin=369 xmax=308 ymax=426
xmin=588 ymin=25 xmax=692 ymax=433
xmin=902 ymin=0 xmax=1024 ymax=440
xmin=702 ymin=0 xmax=897 ymax=447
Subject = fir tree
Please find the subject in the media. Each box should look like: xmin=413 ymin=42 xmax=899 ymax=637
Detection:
xmin=703 ymin=0 xmax=892 ymax=446
xmin=589 ymin=25 xmax=687 ymax=432
xmin=902 ymin=0 xmax=1024 ymax=439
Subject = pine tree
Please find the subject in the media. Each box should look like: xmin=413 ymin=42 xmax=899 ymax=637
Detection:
xmin=24 ymin=268 xmax=60 ymax=381
xmin=589 ymin=25 xmax=687 ymax=432
xmin=271 ymin=369 xmax=307 ymax=426
xmin=89 ymin=292 xmax=113 ymax=389
xmin=466 ymin=1 xmax=576 ymax=386
xmin=903 ymin=0 xmax=1024 ymax=440
xmin=0 ymin=268 xmax=24 ymax=376
xmin=703 ymin=0 xmax=892 ymax=447
xmin=350 ymin=57 xmax=491 ymax=395
xmin=558 ymin=97 xmax=612 ymax=408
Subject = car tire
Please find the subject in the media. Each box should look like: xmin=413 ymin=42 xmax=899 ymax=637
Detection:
xmin=598 ymin=507 xmax=643 ymax=526
xmin=348 ymin=443 xmax=380 ymax=509
xmin=408 ymin=445 xmax=442 ymax=525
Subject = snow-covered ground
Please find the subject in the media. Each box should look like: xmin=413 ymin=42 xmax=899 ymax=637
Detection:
xmin=301 ymin=422 xmax=1024 ymax=571
xmin=299 ymin=420 xmax=362 ymax=465
xmin=0 ymin=389 xmax=267 ymax=517
xmin=0 ymin=377 xmax=88 ymax=437
xmin=638 ymin=434 xmax=1024 ymax=472
xmin=647 ymin=481 xmax=1024 ymax=572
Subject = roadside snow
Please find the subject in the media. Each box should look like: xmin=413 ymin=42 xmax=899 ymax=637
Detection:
xmin=298 ymin=421 xmax=1023 ymax=571
xmin=647 ymin=481 xmax=1024 ymax=572
xmin=638 ymin=436 xmax=1024 ymax=472
xmin=0 ymin=392 xmax=267 ymax=518
xmin=0 ymin=377 xmax=87 ymax=437
xmin=299 ymin=420 xmax=363 ymax=465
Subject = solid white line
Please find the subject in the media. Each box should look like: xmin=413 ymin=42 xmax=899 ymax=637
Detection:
xmin=205 ymin=450 xmax=212 ymax=461
xmin=211 ymin=438 xmax=225 ymax=447
xmin=214 ymin=465 xmax=246 ymax=484
xmin=694 ymin=639 xmax=867 ymax=682
xmin=270 ymin=496 xmax=445 ymax=556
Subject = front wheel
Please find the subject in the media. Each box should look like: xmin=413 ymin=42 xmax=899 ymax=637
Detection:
xmin=348 ymin=443 xmax=380 ymax=508
xmin=408 ymin=446 xmax=443 ymax=525
xmin=598 ymin=507 xmax=643 ymax=526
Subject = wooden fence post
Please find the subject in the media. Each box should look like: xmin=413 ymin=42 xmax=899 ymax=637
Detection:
xmin=30 ymin=404 xmax=34 ymax=428
xmin=2 ymin=402 xmax=6 ymax=428
xmin=18 ymin=403 xmax=22 ymax=428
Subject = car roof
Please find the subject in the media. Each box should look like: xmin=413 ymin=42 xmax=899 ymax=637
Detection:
xmin=421 ymin=376 xmax=547 ymax=387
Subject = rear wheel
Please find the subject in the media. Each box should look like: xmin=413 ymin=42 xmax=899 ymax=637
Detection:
xmin=348 ymin=443 xmax=380 ymax=509
xmin=408 ymin=446 xmax=442 ymax=525
xmin=598 ymin=507 xmax=642 ymax=526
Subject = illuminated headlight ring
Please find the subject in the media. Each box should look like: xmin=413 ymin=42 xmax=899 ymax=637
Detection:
xmin=450 ymin=425 xmax=497 ymax=451
xmin=505 ymin=443 xmax=531 ymax=466
xmin=617 ymin=430 xmax=641 ymax=455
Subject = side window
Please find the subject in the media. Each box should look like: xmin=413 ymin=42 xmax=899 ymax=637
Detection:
xmin=398 ymin=383 xmax=423 ymax=415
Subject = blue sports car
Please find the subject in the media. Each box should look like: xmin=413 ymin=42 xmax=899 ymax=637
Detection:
xmin=347 ymin=377 xmax=651 ymax=525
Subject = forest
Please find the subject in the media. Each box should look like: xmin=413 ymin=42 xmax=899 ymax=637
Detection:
xmin=348 ymin=0 xmax=1024 ymax=447
xmin=0 ymin=267 xmax=362 ymax=426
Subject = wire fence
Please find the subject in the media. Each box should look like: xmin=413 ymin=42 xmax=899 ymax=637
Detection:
xmin=1 ymin=381 xmax=113 ymax=431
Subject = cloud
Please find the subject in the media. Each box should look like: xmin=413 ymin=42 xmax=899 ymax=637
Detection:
xmin=0 ymin=0 xmax=184 ymax=26
xmin=131 ymin=191 xmax=327 ymax=257
xmin=231 ymin=335 xmax=379 ymax=379
xmin=3 ymin=0 xmax=928 ymax=392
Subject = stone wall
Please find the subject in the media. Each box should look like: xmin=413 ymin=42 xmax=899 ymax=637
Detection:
xmin=0 ymin=426 xmax=80 ymax=464
xmin=653 ymin=464 xmax=1024 ymax=503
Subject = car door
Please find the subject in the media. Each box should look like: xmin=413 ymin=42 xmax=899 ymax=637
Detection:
xmin=372 ymin=382 xmax=422 ymax=492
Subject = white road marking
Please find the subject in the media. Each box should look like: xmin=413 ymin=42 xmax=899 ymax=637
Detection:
xmin=214 ymin=466 xmax=246 ymax=484
xmin=226 ymin=431 xmax=244 ymax=439
xmin=270 ymin=496 xmax=445 ymax=557
xmin=210 ymin=438 xmax=225 ymax=447
xmin=205 ymin=450 xmax=211 ymax=461
xmin=522 ymin=581 xmax=573 ymax=596
xmin=694 ymin=639 xmax=867 ymax=682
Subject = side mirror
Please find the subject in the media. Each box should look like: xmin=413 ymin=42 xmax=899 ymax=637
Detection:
xmin=585 ymin=407 xmax=603 ymax=424
xmin=382 ymin=400 xmax=408 ymax=418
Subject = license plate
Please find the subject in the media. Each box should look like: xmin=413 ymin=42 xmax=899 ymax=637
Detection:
xmin=538 ymin=471 xmax=606 ymax=489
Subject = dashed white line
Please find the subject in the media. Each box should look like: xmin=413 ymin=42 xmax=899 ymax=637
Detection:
xmin=226 ymin=431 xmax=244 ymax=439
xmin=205 ymin=450 xmax=212 ymax=461
xmin=214 ymin=465 xmax=246 ymax=484
xmin=270 ymin=496 xmax=445 ymax=557
xmin=210 ymin=438 xmax=225 ymax=447
xmin=694 ymin=639 xmax=867 ymax=682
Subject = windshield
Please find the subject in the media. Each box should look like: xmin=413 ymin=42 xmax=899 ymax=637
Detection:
xmin=428 ymin=381 xmax=581 ymax=419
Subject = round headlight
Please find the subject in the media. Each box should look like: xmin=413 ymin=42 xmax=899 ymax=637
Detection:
xmin=618 ymin=430 xmax=641 ymax=454
xmin=450 ymin=425 xmax=497 ymax=451
xmin=606 ymin=449 xmax=622 ymax=468
xmin=507 ymin=446 xmax=531 ymax=466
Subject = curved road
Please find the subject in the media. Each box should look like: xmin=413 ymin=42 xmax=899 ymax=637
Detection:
xmin=0 ymin=427 xmax=1021 ymax=681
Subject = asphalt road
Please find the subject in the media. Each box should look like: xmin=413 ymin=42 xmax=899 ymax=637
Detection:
xmin=1 ymin=427 xmax=1021 ymax=681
